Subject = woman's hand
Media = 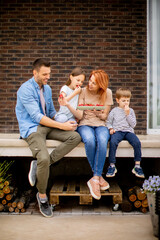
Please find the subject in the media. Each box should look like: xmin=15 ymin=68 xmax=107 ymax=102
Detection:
xmin=93 ymin=109 xmax=108 ymax=120
xmin=92 ymin=105 xmax=111 ymax=120
xmin=94 ymin=109 xmax=103 ymax=118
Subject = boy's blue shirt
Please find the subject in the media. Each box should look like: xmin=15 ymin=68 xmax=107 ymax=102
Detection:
xmin=15 ymin=77 xmax=56 ymax=138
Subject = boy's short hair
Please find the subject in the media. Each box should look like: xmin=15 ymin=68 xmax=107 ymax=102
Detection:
xmin=33 ymin=58 xmax=50 ymax=71
xmin=116 ymin=88 xmax=132 ymax=99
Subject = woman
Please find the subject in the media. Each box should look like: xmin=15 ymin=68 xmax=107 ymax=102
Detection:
xmin=60 ymin=70 xmax=113 ymax=200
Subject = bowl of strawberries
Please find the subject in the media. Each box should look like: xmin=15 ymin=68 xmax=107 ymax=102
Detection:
xmin=77 ymin=104 xmax=106 ymax=110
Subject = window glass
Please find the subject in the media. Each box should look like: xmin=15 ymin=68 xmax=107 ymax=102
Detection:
xmin=148 ymin=0 xmax=160 ymax=133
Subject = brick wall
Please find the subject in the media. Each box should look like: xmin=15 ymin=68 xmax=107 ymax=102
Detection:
xmin=0 ymin=0 xmax=147 ymax=134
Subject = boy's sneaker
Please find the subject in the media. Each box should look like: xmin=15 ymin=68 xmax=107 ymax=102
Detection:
xmin=106 ymin=166 xmax=117 ymax=177
xmin=132 ymin=167 xmax=145 ymax=178
xmin=28 ymin=160 xmax=37 ymax=186
xmin=36 ymin=193 xmax=53 ymax=218
xmin=106 ymin=165 xmax=117 ymax=177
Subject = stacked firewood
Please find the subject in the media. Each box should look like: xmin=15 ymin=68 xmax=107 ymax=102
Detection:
xmin=0 ymin=180 xmax=34 ymax=213
xmin=121 ymin=186 xmax=148 ymax=213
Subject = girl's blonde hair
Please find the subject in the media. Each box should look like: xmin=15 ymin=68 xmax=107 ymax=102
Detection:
xmin=116 ymin=88 xmax=132 ymax=99
xmin=65 ymin=67 xmax=86 ymax=86
xmin=88 ymin=69 xmax=109 ymax=105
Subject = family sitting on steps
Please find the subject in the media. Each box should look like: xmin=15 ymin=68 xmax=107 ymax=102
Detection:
xmin=15 ymin=58 xmax=144 ymax=218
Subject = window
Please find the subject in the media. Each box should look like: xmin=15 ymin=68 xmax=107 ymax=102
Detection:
xmin=147 ymin=0 xmax=160 ymax=133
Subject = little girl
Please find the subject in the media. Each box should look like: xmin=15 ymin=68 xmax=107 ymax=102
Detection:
xmin=54 ymin=67 xmax=86 ymax=123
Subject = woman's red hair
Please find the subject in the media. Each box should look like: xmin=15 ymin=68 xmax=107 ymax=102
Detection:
xmin=88 ymin=70 xmax=109 ymax=105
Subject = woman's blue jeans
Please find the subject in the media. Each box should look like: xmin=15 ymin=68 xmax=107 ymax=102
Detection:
xmin=77 ymin=125 xmax=110 ymax=176
xmin=109 ymin=131 xmax=142 ymax=164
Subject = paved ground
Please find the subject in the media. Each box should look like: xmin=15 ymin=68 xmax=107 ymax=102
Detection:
xmin=0 ymin=214 xmax=157 ymax=240
xmin=0 ymin=198 xmax=158 ymax=240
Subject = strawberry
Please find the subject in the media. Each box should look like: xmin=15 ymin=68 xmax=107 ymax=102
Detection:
xmin=59 ymin=94 xmax=63 ymax=98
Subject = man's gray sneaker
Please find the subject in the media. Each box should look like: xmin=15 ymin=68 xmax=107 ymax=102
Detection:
xmin=28 ymin=160 xmax=37 ymax=186
xmin=36 ymin=193 xmax=53 ymax=218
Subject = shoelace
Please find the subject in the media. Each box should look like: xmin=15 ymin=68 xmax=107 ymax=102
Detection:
xmin=92 ymin=179 xmax=100 ymax=192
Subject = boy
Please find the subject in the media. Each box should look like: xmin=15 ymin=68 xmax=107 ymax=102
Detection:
xmin=106 ymin=88 xmax=145 ymax=178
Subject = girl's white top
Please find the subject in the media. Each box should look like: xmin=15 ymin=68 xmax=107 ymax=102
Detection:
xmin=56 ymin=85 xmax=79 ymax=120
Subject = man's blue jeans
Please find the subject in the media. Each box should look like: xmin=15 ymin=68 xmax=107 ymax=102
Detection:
xmin=77 ymin=125 xmax=110 ymax=176
xmin=108 ymin=131 xmax=141 ymax=164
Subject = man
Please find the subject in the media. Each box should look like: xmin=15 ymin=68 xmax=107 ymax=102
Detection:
xmin=15 ymin=58 xmax=81 ymax=217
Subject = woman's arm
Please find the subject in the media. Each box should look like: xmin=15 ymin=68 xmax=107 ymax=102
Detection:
xmin=95 ymin=105 xmax=111 ymax=120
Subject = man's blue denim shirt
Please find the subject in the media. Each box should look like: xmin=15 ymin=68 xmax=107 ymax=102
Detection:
xmin=15 ymin=77 xmax=57 ymax=138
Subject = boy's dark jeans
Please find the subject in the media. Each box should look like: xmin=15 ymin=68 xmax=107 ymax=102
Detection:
xmin=108 ymin=131 xmax=141 ymax=164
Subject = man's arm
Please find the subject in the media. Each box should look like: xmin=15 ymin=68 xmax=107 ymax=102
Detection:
xmin=40 ymin=115 xmax=77 ymax=131
xmin=19 ymin=84 xmax=77 ymax=131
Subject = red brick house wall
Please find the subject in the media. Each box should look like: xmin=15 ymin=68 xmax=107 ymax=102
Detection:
xmin=0 ymin=0 xmax=147 ymax=134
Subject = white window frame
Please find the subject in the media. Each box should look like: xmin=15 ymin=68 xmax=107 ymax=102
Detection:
xmin=147 ymin=0 xmax=160 ymax=134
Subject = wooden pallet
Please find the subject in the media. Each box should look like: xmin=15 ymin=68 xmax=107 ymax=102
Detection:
xmin=50 ymin=177 xmax=122 ymax=205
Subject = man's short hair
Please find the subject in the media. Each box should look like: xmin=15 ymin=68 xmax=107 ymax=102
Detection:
xmin=33 ymin=58 xmax=50 ymax=71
